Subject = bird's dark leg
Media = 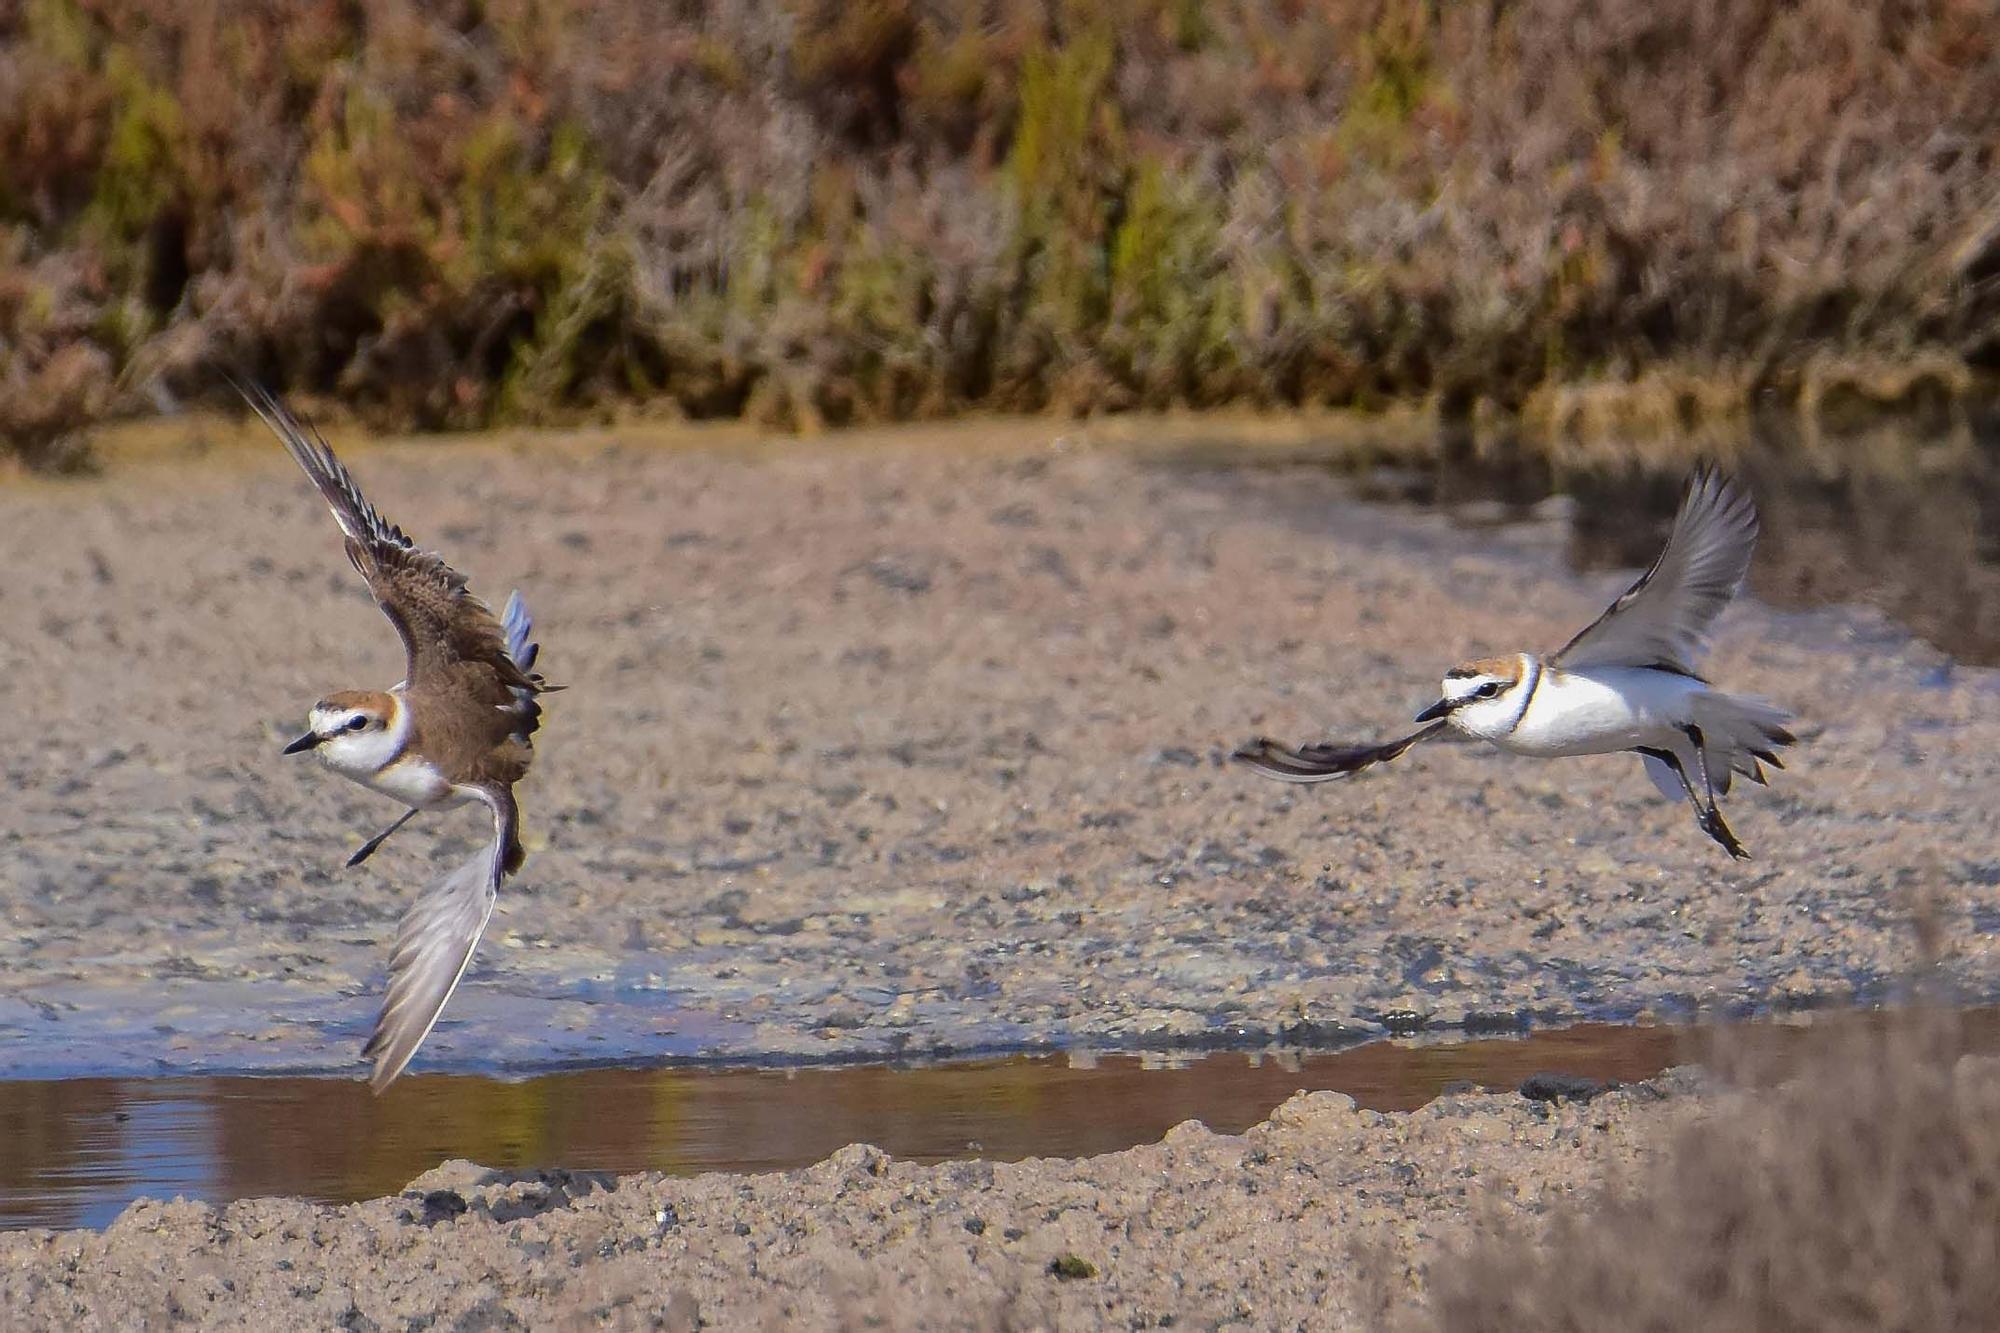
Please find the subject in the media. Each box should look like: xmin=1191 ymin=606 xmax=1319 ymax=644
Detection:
xmin=348 ymin=808 xmax=421 ymax=868
xmin=1681 ymin=725 xmax=1749 ymax=861
xmin=1637 ymin=746 xmax=1709 ymax=833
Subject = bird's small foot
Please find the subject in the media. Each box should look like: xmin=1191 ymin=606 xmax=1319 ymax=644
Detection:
xmin=1698 ymin=806 xmax=1750 ymax=860
xmin=346 ymin=834 xmax=390 ymax=868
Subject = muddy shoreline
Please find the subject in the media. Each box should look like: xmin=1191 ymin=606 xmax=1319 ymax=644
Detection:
xmin=0 ymin=1070 xmax=1715 ymax=1328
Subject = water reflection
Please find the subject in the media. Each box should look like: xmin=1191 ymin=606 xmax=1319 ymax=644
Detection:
xmin=3 ymin=1023 xmax=1690 ymax=1231
xmin=1361 ymin=416 xmax=2000 ymax=665
xmin=13 ymin=1013 xmax=1999 ymax=1232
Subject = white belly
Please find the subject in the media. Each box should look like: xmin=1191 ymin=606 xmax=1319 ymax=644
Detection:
xmin=352 ymin=756 xmax=461 ymax=809
xmin=1495 ymin=668 xmax=1703 ymax=758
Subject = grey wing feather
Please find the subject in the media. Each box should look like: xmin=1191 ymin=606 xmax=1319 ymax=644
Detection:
xmin=1553 ymin=466 xmax=1759 ymax=678
xmin=497 ymin=589 xmax=556 ymax=742
xmin=360 ymin=839 xmax=500 ymax=1093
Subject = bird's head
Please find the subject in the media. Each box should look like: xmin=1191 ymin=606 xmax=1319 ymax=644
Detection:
xmin=1416 ymin=654 xmax=1534 ymax=739
xmin=285 ymin=690 xmax=403 ymax=775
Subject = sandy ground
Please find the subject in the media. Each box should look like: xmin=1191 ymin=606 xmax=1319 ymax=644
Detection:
xmin=2 ymin=416 xmax=1995 ymax=1324
xmin=2 ymin=418 xmax=1992 ymax=1077
xmin=0 ymin=1071 xmax=1711 ymax=1329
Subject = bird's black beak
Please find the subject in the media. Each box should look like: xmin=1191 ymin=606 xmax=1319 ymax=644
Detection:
xmin=1414 ymin=699 xmax=1454 ymax=723
xmin=283 ymin=730 xmax=324 ymax=755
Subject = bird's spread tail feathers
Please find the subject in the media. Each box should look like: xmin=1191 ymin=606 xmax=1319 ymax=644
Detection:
xmin=1690 ymin=691 xmax=1796 ymax=794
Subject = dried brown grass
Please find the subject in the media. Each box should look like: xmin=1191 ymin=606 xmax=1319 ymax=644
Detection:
xmin=2 ymin=0 xmax=1998 ymax=465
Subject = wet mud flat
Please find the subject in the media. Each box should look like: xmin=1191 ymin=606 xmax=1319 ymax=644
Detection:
xmin=7 ymin=1008 xmax=1999 ymax=1327
xmin=2 ymin=417 xmax=1997 ymax=1078
xmin=1333 ymin=413 xmax=2000 ymax=671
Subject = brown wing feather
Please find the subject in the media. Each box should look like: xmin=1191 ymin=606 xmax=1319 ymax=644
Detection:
xmin=236 ymin=379 xmax=540 ymax=697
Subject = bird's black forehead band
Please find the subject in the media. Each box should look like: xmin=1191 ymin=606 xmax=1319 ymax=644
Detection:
xmin=1444 ymin=668 xmax=1484 ymax=680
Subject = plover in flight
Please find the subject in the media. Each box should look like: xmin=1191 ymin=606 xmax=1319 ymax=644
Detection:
xmin=1234 ymin=466 xmax=1793 ymax=858
xmin=239 ymin=381 xmax=559 ymax=1089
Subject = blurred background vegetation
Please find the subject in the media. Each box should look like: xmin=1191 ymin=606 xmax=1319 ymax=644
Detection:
xmin=2 ymin=0 xmax=1997 ymax=466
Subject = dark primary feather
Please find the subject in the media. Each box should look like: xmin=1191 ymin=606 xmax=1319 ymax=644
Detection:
xmin=1552 ymin=464 xmax=1760 ymax=679
xmin=236 ymin=379 xmax=545 ymax=700
xmin=1232 ymin=724 xmax=1446 ymax=783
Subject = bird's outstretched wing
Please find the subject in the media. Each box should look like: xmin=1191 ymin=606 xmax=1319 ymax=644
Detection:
xmin=235 ymin=379 xmax=538 ymax=697
xmin=1552 ymin=465 xmax=1759 ymax=679
xmin=360 ymin=835 xmax=501 ymax=1092
xmin=1232 ymin=724 xmax=1446 ymax=783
